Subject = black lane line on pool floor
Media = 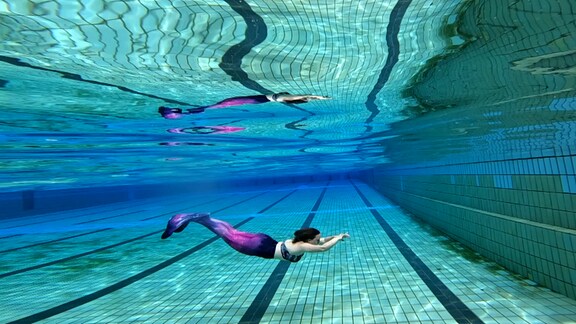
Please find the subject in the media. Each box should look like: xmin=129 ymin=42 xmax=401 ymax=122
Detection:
xmin=0 ymin=196 xmax=159 ymax=230
xmin=352 ymin=183 xmax=484 ymax=324
xmin=75 ymin=210 xmax=145 ymax=224
xmin=0 ymin=206 xmax=130 ymax=230
xmin=0 ymin=190 xmax=270 ymax=279
xmin=0 ymin=193 xmax=234 ymax=254
xmin=239 ymin=185 xmax=328 ymax=324
xmin=0 ymin=234 xmax=23 ymax=240
xmin=0 ymin=191 xmax=223 ymax=230
xmin=138 ymin=189 xmax=271 ymax=222
xmin=8 ymin=189 xmax=299 ymax=324
xmin=1 ymin=190 xmax=221 ymax=231
xmin=7 ymin=218 xmax=253 ymax=324
xmin=138 ymin=195 xmax=227 ymax=221
xmin=0 ymin=228 xmax=111 ymax=254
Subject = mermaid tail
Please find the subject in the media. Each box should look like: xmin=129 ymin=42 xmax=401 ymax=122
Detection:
xmin=161 ymin=213 xmax=278 ymax=259
xmin=159 ymin=95 xmax=269 ymax=119
xmin=161 ymin=212 xmax=210 ymax=239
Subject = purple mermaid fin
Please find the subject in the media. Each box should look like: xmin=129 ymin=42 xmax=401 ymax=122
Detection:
xmin=161 ymin=212 xmax=210 ymax=239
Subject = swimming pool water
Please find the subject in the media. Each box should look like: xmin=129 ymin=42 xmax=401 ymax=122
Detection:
xmin=0 ymin=0 xmax=463 ymax=190
xmin=2 ymin=181 xmax=575 ymax=323
xmin=1 ymin=0 xmax=575 ymax=322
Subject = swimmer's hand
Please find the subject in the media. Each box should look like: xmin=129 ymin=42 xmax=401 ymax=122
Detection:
xmin=339 ymin=232 xmax=350 ymax=241
xmin=305 ymin=95 xmax=331 ymax=100
xmin=273 ymin=94 xmax=332 ymax=102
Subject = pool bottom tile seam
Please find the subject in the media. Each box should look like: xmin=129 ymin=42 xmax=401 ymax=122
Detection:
xmin=6 ymin=186 xmax=298 ymax=323
xmin=352 ymin=182 xmax=484 ymax=324
xmin=239 ymin=183 xmax=329 ymax=323
xmin=7 ymin=217 xmax=254 ymax=324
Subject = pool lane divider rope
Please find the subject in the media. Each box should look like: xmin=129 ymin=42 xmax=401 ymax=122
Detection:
xmin=239 ymin=184 xmax=328 ymax=324
xmin=352 ymin=183 xmax=484 ymax=324
xmin=8 ymin=189 xmax=299 ymax=323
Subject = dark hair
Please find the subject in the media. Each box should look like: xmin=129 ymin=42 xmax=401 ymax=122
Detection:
xmin=292 ymin=228 xmax=320 ymax=243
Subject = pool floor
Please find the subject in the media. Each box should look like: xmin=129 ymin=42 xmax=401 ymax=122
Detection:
xmin=1 ymin=181 xmax=575 ymax=323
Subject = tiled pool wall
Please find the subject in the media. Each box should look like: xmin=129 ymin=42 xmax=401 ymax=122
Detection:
xmin=365 ymin=0 xmax=576 ymax=301
xmin=0 ymin=171 xmax=366 ymax=219
xmin=364 ymin=152 xmax=576 ymax=300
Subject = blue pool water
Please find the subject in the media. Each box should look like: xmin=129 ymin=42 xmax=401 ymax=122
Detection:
xmin=2 ymin=182 xmax=576 ymax=323
xmin=1 ymin=0 xmax=575 ymax=322
xmin=0 ymin=0 xmax=464 ymax=190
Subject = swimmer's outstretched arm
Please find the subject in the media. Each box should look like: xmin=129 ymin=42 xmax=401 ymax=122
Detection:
xmin=319 ymin=234 xmax=347 ymax=244
xmin=267 ymin=94 xmax=332 ymax=103
xmin=296 ymin=232 xmax=350 ymax=253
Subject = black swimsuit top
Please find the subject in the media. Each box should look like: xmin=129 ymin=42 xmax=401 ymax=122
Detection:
xmin=280 ymin=242 xmax=303 ymax=263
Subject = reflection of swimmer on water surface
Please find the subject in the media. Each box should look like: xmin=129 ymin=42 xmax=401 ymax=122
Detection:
xmin=167 ymin=126 xmax=245 ymax=135
xmin=159 ymin=142 xmax=215 ymax=146
xmin=158 ymin=92 xmax=331 ymax=119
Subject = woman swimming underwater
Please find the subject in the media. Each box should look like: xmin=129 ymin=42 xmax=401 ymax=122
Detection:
xmin=161 ymin=212 xmax=350 ymax=262
xmin=159 ymin=92 xmax=331 ymax=119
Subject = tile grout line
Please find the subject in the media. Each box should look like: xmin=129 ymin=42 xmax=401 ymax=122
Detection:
xmin=352 ymin=181 xmax=484 ymax=324
xmin=238 ymin=182 xmax=330 ymax=324
xmin=7 ymin=188 xmax=299 ymax=323
xmin=0 ymin=190 xmax=276 ymax=278
xmin=7 ymin=218 xmax=254 ymax=324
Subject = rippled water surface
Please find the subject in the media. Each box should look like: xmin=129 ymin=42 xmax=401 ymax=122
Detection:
xmin=1 ymin=0 xmax=574 ymax=190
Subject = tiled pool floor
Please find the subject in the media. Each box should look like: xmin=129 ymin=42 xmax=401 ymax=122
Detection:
xmin=1 ymin=181 xmax=575 ymax=323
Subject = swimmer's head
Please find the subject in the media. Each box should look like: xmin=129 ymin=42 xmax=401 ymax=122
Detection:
xmin=292 ymin=228 xmax=320 ymax=243
xmin=159 ymin=106 xmax=183 ymax=119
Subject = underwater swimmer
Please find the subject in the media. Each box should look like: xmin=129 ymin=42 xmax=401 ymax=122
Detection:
xmin=159 ymin=92 xmax=331 ymax=119
xmin=161 ymin=212 xmax=349 ymax=262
